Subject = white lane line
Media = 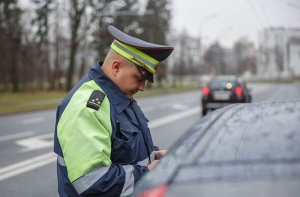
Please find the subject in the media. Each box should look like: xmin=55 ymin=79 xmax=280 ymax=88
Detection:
xmin=0 ymin=131 xmax=35 ymax=142
xmin=268 ymin=85 xmax=284 ymax=101
xmin=0 ymin=107 xmax=200 ymax=181
xmin=149 ymin=107 xmax=199 ymax=129
xmin=172 ymin=103 xmax=190 ymax=110
xmin=142 ymin=102 xmax=193 ymax=112
xmin=33 ymin=133 xmax=54 ymax=139
xmin=22 ymin=117 xmax=44 ymax=124
xmin=141 ymin=106 xmax=154 ymax=112
xmin=0 ymin=152 xmax=56 ymax=181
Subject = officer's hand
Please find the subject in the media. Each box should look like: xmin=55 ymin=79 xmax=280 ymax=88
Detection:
xmin=147 ymin=160 xmax=159 ymax=170
xmin=154 ymin=150 xmax=168 ymax=160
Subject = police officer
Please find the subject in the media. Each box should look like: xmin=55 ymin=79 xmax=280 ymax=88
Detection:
xmin=54 ymin=25 xmax=174 ymax=197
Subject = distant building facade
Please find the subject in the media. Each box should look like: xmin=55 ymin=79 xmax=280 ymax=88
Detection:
xmin=288 ymin=37 xmax=300 ymax=76
xmin=258 ymin=27 xmax=300 ymax=78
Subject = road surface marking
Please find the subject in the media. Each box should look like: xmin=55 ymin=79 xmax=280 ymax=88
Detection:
xmin=141 ymin=106 xmax=154 ymax=112
xmin=15 ymin=133 xmax=54 ymax=152
xmin=171 ymin=103 xmax=190 ymax=110
xmin=268 ymin=85 xmax=284 ymax=101
xmin=149 ymin=107 xmax=199 ymax=128
xmin=0 ymin=152 xmax=56 ymax=181
xmin=22 ymin=117 xmax=44 ymax=124
xmin=0 ymin=131 xmax=35 ymax=142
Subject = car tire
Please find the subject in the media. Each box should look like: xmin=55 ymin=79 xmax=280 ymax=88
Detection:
xmin=202 ymin=109 xmax=207 ymax=116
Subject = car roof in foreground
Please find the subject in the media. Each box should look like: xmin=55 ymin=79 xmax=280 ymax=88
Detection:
xmin=131 ymin=99 xmax=300 ymax=197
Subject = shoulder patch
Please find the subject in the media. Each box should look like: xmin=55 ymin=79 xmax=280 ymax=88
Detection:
xmin=86 ymin=90 xmax=106 ymax=110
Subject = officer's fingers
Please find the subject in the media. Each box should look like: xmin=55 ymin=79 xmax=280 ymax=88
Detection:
xmin=160 ymin=150 xmax=168 ymax=156
xmin=155 ymin=150 xmax=168 ymax=160
xmin=148 ymin=160 xmax=159 ymax=170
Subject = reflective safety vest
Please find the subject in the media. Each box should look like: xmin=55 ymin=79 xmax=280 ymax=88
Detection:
xmin=54 ymin=62 xmax=156 ymax=197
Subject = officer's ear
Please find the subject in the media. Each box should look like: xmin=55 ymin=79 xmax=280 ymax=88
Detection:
xmin=111 ymin=60 xmax=122 ymax=76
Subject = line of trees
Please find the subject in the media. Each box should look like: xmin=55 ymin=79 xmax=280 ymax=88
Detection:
xmin=0 ymin=0 xmax=172 ymax=92
xmin=201 ymin=40 xmax=256 ymax=76
xmin=171 ymin=35 xmax=257 ymax=79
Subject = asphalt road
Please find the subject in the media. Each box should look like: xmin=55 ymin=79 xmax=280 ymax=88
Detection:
xmin=0 ymin=83 xmax=299 ymax=197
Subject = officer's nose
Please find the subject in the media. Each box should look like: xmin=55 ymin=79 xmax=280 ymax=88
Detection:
xmin=138 ymin=80 xmax=145 ymax=91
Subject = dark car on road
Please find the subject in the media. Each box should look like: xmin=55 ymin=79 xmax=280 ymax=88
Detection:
xmin=130 ymin=99 xmax=300 ymax=197
xmin=201 ymin=76 xmax=252 ymax=116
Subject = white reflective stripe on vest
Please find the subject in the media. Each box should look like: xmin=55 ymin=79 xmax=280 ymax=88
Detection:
xmin=57 ymin=155 xmax=66 ymax=166
xmin=121 ymin=165 xmax=135 ymax=197
xmin=57 ymin=151 xmax=154 ymax=195
xmin=137 ymin=151 xmax=155 ymax=166
xmin=72 ymin=164 xmax=112 ymax=194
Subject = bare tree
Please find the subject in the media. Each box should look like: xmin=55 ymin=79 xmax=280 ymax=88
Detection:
xmin=234 ymin=40 xmax=256 ymax=75
xmin=140 ymin=0 xmax=172 ymax=87
xmin=204 ymin=42 xmax=224 ymax=75
xmin=31 ymin=0 xmax=54 ymax=89
xmin=0 ymin=0 xmax=23 ymax=92
xmin=0 ymin=30 xmax=11 ymax=91
xmin=274 ymin=45 xmax=284 ymax=73
xmin=50 ymin=1 xmax=68 ymax=90
xmin=0 ymin=0 xmax=176 ymax=92
xmin=66 ymin=0 xmax=86 ymax=91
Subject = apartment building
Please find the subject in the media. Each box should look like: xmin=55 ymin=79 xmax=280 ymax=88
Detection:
xmin=258 ymin=27 xmax=300 ymax=78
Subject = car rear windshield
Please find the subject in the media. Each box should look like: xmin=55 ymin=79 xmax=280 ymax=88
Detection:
xmin=208 ymin=80 xmax=236 ymax=90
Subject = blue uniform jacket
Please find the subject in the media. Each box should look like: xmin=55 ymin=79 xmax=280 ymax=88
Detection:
xmin=53 ymin=62 xmax=157 ymax=197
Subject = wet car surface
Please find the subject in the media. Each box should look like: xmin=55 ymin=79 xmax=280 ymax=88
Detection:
xmin=131 ymin=99 xmax=300 ymax=197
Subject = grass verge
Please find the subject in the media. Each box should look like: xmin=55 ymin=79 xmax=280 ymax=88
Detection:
xmin=0 ymin=91 xmax=67 ymax=115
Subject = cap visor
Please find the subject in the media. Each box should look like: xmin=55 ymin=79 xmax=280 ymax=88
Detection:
xmin=137 ymin=66 xmax=154 ymax=83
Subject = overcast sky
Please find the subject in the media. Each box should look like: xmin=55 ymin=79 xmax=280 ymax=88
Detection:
xmin=171 ymin=0 xmax=300 ymax=48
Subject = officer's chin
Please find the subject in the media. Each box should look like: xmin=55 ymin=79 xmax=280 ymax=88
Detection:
xmin=125 ymin=93 xmax=134 ymax=99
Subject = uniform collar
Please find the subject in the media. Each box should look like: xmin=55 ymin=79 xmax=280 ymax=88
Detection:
xmin=88 ymin=61 xmax=132 ymax=114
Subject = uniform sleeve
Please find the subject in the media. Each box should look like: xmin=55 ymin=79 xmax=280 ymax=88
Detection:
xmin=57 ymin=90 xmax=149 ymax=197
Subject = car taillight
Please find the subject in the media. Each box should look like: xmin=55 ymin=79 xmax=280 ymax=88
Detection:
xmin=136 ymin=184 xmax=168 ymax=197
xmin=202 ymin=86 xmax=210 ymax=95
xmin=235 ymin=86 xmax=243 ymax=95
